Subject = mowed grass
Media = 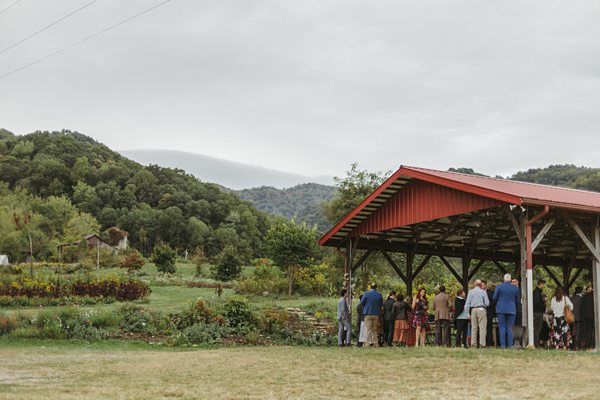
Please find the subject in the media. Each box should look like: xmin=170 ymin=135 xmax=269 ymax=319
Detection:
xmin=2 ymin=343 xmax=600 ymax=400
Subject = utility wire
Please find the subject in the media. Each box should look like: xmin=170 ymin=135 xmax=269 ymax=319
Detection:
xmin=0 ymin=0 xmax=21 ymax=16
xmin=0 ymin=0 xmax=172 ymax=81
xmin=0 ymin=0 xmax=99 ymax=55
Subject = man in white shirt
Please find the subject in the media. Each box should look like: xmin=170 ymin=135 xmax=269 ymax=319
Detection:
xmin=465 ymin=279 xmax=490 ymax=348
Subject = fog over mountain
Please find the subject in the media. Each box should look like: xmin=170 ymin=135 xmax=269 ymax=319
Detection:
xmin=121 ymin=149 xmax=333 ymax=190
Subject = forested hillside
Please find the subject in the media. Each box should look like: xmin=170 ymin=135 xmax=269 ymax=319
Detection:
xmin=452 ymin=164 xmax=600 ymax=191
xmin=236 ymin=183 xmax=335 ymax=231
xmin=510 ymin=164 xmax=600 ymax=191
xmin=0 ymin=129 xmax=269 ymax=261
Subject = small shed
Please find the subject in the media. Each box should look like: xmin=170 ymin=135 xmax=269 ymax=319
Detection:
xmin=0 ymin=255 xmax=9 ymax=266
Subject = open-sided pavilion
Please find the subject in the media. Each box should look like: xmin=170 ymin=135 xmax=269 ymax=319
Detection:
xmin=319 ymin=166 xmax=600 ymax=348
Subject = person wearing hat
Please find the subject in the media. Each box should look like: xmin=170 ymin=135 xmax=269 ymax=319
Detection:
xmin=360 ymin=283 xmax=383 ymax=347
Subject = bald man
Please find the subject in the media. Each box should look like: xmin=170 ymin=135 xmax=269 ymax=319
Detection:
xmin=465 ymin=279 xmax=490 ymax=348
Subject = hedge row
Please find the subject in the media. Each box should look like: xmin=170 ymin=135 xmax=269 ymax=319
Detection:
xmin=0 ymin=278 xmax=150 ymax=301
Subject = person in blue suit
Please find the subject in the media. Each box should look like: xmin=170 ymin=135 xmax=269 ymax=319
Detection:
xmin=493 ymin=273 xmax=521 ymax=349
xmin=361 ymin=283 xmax=384 ymax=347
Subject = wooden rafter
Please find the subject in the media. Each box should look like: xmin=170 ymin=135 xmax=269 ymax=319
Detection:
xmin=561 ymin=211 xmax=600 ymax=263
xmin=351 ymin=249 xmax=374 ymax=274
xmin=380 ymin=250 xmax=407 ymax=283
xmin=439 ymin=256 xmax=462 ymax=283
xmin=541 ymin=265 xmax=562 ymax=287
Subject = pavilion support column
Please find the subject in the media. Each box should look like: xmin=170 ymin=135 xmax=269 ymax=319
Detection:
xmin=593 ymin=219 xmax=600 ymax=351
xmin=519 ymin=213 xmax=535 ymax=347
xmin=345 ymin=238 xmax=357 ymax=329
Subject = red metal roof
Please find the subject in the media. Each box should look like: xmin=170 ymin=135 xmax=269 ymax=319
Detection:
xmin=319 ymin=165 xmax=600 ymax=246
xmin=405 ymin=166 xmax=600 ymax=211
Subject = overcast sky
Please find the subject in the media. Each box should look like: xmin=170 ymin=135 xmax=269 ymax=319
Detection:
xmin=1 ymin=0 xmax=599 ymax=179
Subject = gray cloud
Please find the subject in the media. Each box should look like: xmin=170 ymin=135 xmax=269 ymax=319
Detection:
xmin=1 ymin=0 xmax=599 ymax=179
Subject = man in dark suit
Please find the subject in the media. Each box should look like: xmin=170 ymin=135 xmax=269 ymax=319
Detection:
xmin=481 ymin=280 xmax=496 ymax=347
xmin=572 ymin=286 xmax=584 ymax=349
xmin=494 ymin=274 xmax=520 ymax=349
xmin=532 ymin=279 xmax=546 ymax=348
xmin=581 ymin=286 xmax=595 ymax=349
xmin=433 ymin=285 xmax=451 ymax=346
xmin=383 ymin=291 xmax=396 ymax=347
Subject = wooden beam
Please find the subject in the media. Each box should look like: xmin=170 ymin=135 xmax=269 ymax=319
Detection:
xmin=351 ymin=249 xmax=373 ymax=274
xmin=468 ymin=259 xmax=486 ymax=281
xmin=380 ymin=250 xmax=407 ymax=283
xmin=531 ymin=218 xmax=556 ymax=251
xmin=439 ymin=256 xmax=462 ymax=283
xmin=411 ymin=255 xmax=432 ymax=280
xmin=507 ymin=209 xmax=523 ymax=242
xmin=562 ymin=211 xmax=600 ymax=263
xmin=350 ymin=237 xmax=594 ymax=267
xmin=568 ymin=267 xmax=584 ymax=289
xmin=493 ymin=260 xmax=508 ymax=275
xmin=541 ymin=265 xmax=562 ymax=287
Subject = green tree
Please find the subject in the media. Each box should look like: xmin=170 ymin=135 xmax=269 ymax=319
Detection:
xmin=322 ymin=163 xmax=388 ymax=224
xmin=63 ymin=212 xmax=100 ymax=242
xmin=264 ymin=220 xmax=320 ymax=295
xmin=151 ymin=243 xmax=177 ymax=274
xmin=212 ymin=246 xmax=242 ymax=282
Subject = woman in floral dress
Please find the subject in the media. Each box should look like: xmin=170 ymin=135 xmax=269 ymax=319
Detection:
xmin=549 ymin=287 xmax=573 ymax=350
xmin=411 ymin=288 xmax=429 ymax=347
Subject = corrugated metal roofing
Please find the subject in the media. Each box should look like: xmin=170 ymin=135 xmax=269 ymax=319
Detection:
xmin=405 ymin=166 xmax=600 ymax=212
xmin=319 ymin=165 xmax=600 ymax=247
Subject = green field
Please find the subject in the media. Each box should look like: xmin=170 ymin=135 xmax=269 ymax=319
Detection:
xmin=2 ymin=341 xmax=600 ymax=400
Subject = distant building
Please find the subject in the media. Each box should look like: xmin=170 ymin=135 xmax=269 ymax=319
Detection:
xmin=57 ymin=228 xmax=129 ymax=262
xmin=57 ymin=234 xmax=114 ymax=253
xmin=106 ymin=227 xmax=129 ymax=250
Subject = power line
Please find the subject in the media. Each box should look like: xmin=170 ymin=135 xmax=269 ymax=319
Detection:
xmin=0 ymin=0 xmax=99 ymax=56
xmin=0 ymin=0 xmax=172 ymax=81
xmin=0 ymin=0 xmax=22 ymax=16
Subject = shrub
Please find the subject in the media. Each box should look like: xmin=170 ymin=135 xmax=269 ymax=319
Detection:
xmin=118 ymin=304 xmax=173 ymax=336
xmin=176 ymin=321 xmax=230 ymax=345
xmin=260 ymin=307 xmax=290 ymax=336
xmin=223 ymin=295 xmax=257 ymax=334
xmin=172 ymin=299 xmax=223 ymax=330
xmin=120 ymin=249 xmax=145 ymax=273
xmin=211 ymin=246 xmax=242 ymax=282
xmin=0 ymin=295 xmax=116 ymax=308
xmin=233 ymin=259 xmax=287 ymax=296
xmin=0 ymin=313 xmax=16 ymax=335
xmin=295 ymin=263 xmax=331 ymax=296
xmin=118 ymin=304 xmax=153 ymax=334
xmin=0 ymin=277 xmax=150 ymax=301
xmin=152 ymin=243 xmax=177 ymax=274
xmin=31 ymin=308 xmax=108 ymax=341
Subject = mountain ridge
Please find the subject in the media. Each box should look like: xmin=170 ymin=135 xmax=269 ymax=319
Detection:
xmin=121 ymin=149 xmax=333 ymax=190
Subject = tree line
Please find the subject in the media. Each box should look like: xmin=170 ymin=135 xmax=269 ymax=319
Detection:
xmin=0 ymin=129 xmax=270 ymax=262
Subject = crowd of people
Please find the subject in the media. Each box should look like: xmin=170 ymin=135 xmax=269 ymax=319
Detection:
xmin=336 ymin=275 xmax=597 ymax=350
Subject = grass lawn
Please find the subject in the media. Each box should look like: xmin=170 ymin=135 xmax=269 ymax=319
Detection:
xmin=1 ymin=343 xmax=600 ymax=400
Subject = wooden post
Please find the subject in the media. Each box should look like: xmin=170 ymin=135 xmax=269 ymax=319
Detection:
xmin=519 ymin=212 xmax=534 ymax=346
xmin=593 ymin=218 xmax=600 ymax=351
xmin=96 ymin=239 xmax=100 ymax=281
xmin=347 ymin=238 xmax=353 ymax=335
